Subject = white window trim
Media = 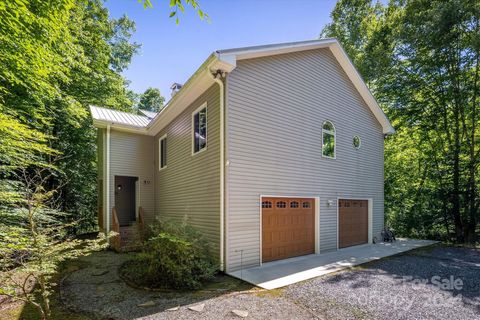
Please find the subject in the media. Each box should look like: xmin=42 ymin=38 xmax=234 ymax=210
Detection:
xmin=322 ymin=120 xmax=336 ymax=159
xmin=158 ymin=134 xmax=167 ymax=171
xmin=191 ymin=102 xmax=208 ymax=156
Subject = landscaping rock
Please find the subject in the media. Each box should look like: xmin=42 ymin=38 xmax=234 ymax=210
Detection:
xmin=188 ymin=303 xmax=205 ymax=312
xmin=95 ymin=285 xmax=105 ymax=294
xmin=91 ymin=269 xmax=109 ymax=276
xmin=137 ymin=300 xmax=156 ymax=307
xmin=166 ymin=305 xmax=180 ymax=311
xmin=232 ymin=309 xmax=249 ymax=318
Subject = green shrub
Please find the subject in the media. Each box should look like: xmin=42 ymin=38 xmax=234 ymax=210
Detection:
xmin=120 ymin=218 xmax=217 ymax=290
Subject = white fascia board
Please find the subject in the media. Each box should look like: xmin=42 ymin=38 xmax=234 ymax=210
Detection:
xmin=213 ymin=53 xmax=237 ymax=70
xmin=146 ymin=69 xmax=214 ymax=136
xmin=101 ymin=38 xmax=394 ymax=136
xmin=222 ymin=39 xmax=337 ymax=61
xmin=328 ymin=43 xmax=395 ymax=134
xmin=145 ymin=54 xmax=217 ymax=134
xmin=92 ymin=119 xmax=149 ymax=135
xmin=217 ymin=38 xmax=394 ymax=135
xmin=146 ymin=55 xmax=236 ymax=136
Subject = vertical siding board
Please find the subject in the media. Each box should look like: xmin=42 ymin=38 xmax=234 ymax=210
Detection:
xmin=226 ymin=48 xmax=385 ymax=271
xmin=108 ymin=130 xmax=155 ymax=225
xmin=154 ymin=85 xmax=221 ymax=259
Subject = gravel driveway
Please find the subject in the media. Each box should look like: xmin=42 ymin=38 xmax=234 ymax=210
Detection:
xmin=61 ymin=245 xmax=480 ymax=319
xmin=286 ymin=245 xmax=480 ymax=320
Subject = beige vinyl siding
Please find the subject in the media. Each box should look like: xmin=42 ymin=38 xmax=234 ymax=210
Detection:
xmin=225 ymin=48 xmax=385 ymax=271
xmin=108 ymin=130 xmax=155 ymax=226
xmin=154 ymin=84 xmax=221 ymax=260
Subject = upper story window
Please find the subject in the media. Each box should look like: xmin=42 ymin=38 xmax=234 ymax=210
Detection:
xmin=322 ymin=120 xmax=336 ymax=158
xmin=192 ymin=104 xmax=207 ymax=154
xmin=159 ymin=135 xmax=167 ymax=170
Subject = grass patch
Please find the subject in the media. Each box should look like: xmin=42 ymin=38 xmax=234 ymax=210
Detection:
xmin=254 ymin=288 xmax=284 ymax=298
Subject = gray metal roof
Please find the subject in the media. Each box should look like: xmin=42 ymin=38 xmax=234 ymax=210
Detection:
xmin=138 ymin=109 xmax=158 ymax=119
xmin=90 ymin=105 xmax=150 ymax=127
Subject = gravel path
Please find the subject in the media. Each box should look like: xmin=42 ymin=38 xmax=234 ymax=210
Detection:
xmin=60 ymin=251 xmax=314 ymax=319
xmin=285 ymin=245 xmax=480 ymax=320
xmin=61 ymin=245 xmax=480 ymax=319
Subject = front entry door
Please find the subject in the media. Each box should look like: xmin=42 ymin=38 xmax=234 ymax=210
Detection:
xmin=114 ymin=176 xmax=137 ymax=227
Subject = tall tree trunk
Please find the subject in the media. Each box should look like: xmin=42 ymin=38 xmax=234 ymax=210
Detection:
xmin=466 ymin=40 xmax=480 ymax=244
xmin=452 ymin=100 xmax=464 ymax=242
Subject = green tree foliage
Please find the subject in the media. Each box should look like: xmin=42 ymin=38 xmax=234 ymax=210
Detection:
xmin=322 ymin=0 xmax=480 ymax=243
xmin=138 ymin=87 xmax=165 ymax=112
xmin=0 ymin=0 xmax=140 ymax=233
xmin=0 ymin=166 xmax=109 ymax=320
xmin=139 ymin=0 xmax=209 ymax=24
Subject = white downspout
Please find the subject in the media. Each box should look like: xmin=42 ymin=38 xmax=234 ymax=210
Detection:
xmin=212 ymin=71 xmax=225 ymax=271
xmin=105 ymin=125 xmax=111 ymax=234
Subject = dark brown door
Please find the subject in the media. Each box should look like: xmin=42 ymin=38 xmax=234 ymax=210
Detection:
xmin=338 ymin=199 xmax=368 ymax=248
xmin=114 ymin=176 xmax=137 ymax=227
xmin=262 ymin=197 xmax=315 ymax=263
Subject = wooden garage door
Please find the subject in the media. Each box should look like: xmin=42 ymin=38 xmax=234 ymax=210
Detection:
xmin=262 ymin=197 xmax=315 ymax=262
xmin=338 ymin=199 xmax=368 ymax=248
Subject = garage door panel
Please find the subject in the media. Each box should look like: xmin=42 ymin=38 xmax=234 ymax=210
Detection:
xmin=339 ymin=199 xmax=368 ymax=248
xmin=262 ymin=197 xmax=315 ymax=262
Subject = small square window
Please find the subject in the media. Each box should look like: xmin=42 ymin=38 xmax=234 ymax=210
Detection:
xmin=302 ymin=202 xmax=311 ymax=209
xmin=262 ymin=201 xmax=272 ymax=208
xmin=290 ymin=201 xmax=299 ymax=208
xmin=276 ymin=201 xmax=287 ymax=208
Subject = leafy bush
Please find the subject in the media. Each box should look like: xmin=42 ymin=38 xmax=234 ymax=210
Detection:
xmin=120 ymin=218 xmax=217 ymax=290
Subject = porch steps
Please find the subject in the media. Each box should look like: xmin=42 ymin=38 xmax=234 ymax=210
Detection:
xmin=119 ymin=223 xmax=143 ymax=252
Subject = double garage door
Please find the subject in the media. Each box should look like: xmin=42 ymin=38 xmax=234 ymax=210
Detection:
xmin=262 ymin=197 xmax=368 ymax=263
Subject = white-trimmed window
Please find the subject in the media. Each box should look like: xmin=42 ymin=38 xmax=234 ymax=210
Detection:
xmin=192 ymin=104 xmax=207 ymax=154
xmin=159 ymin=135 xmax=167 ymax=170
xmin=322 ymin=120 xmax=336 ymax=158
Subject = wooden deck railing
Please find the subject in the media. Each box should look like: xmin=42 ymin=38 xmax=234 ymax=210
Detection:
xmin=111 ymin=207 xmax=121 ymax=252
